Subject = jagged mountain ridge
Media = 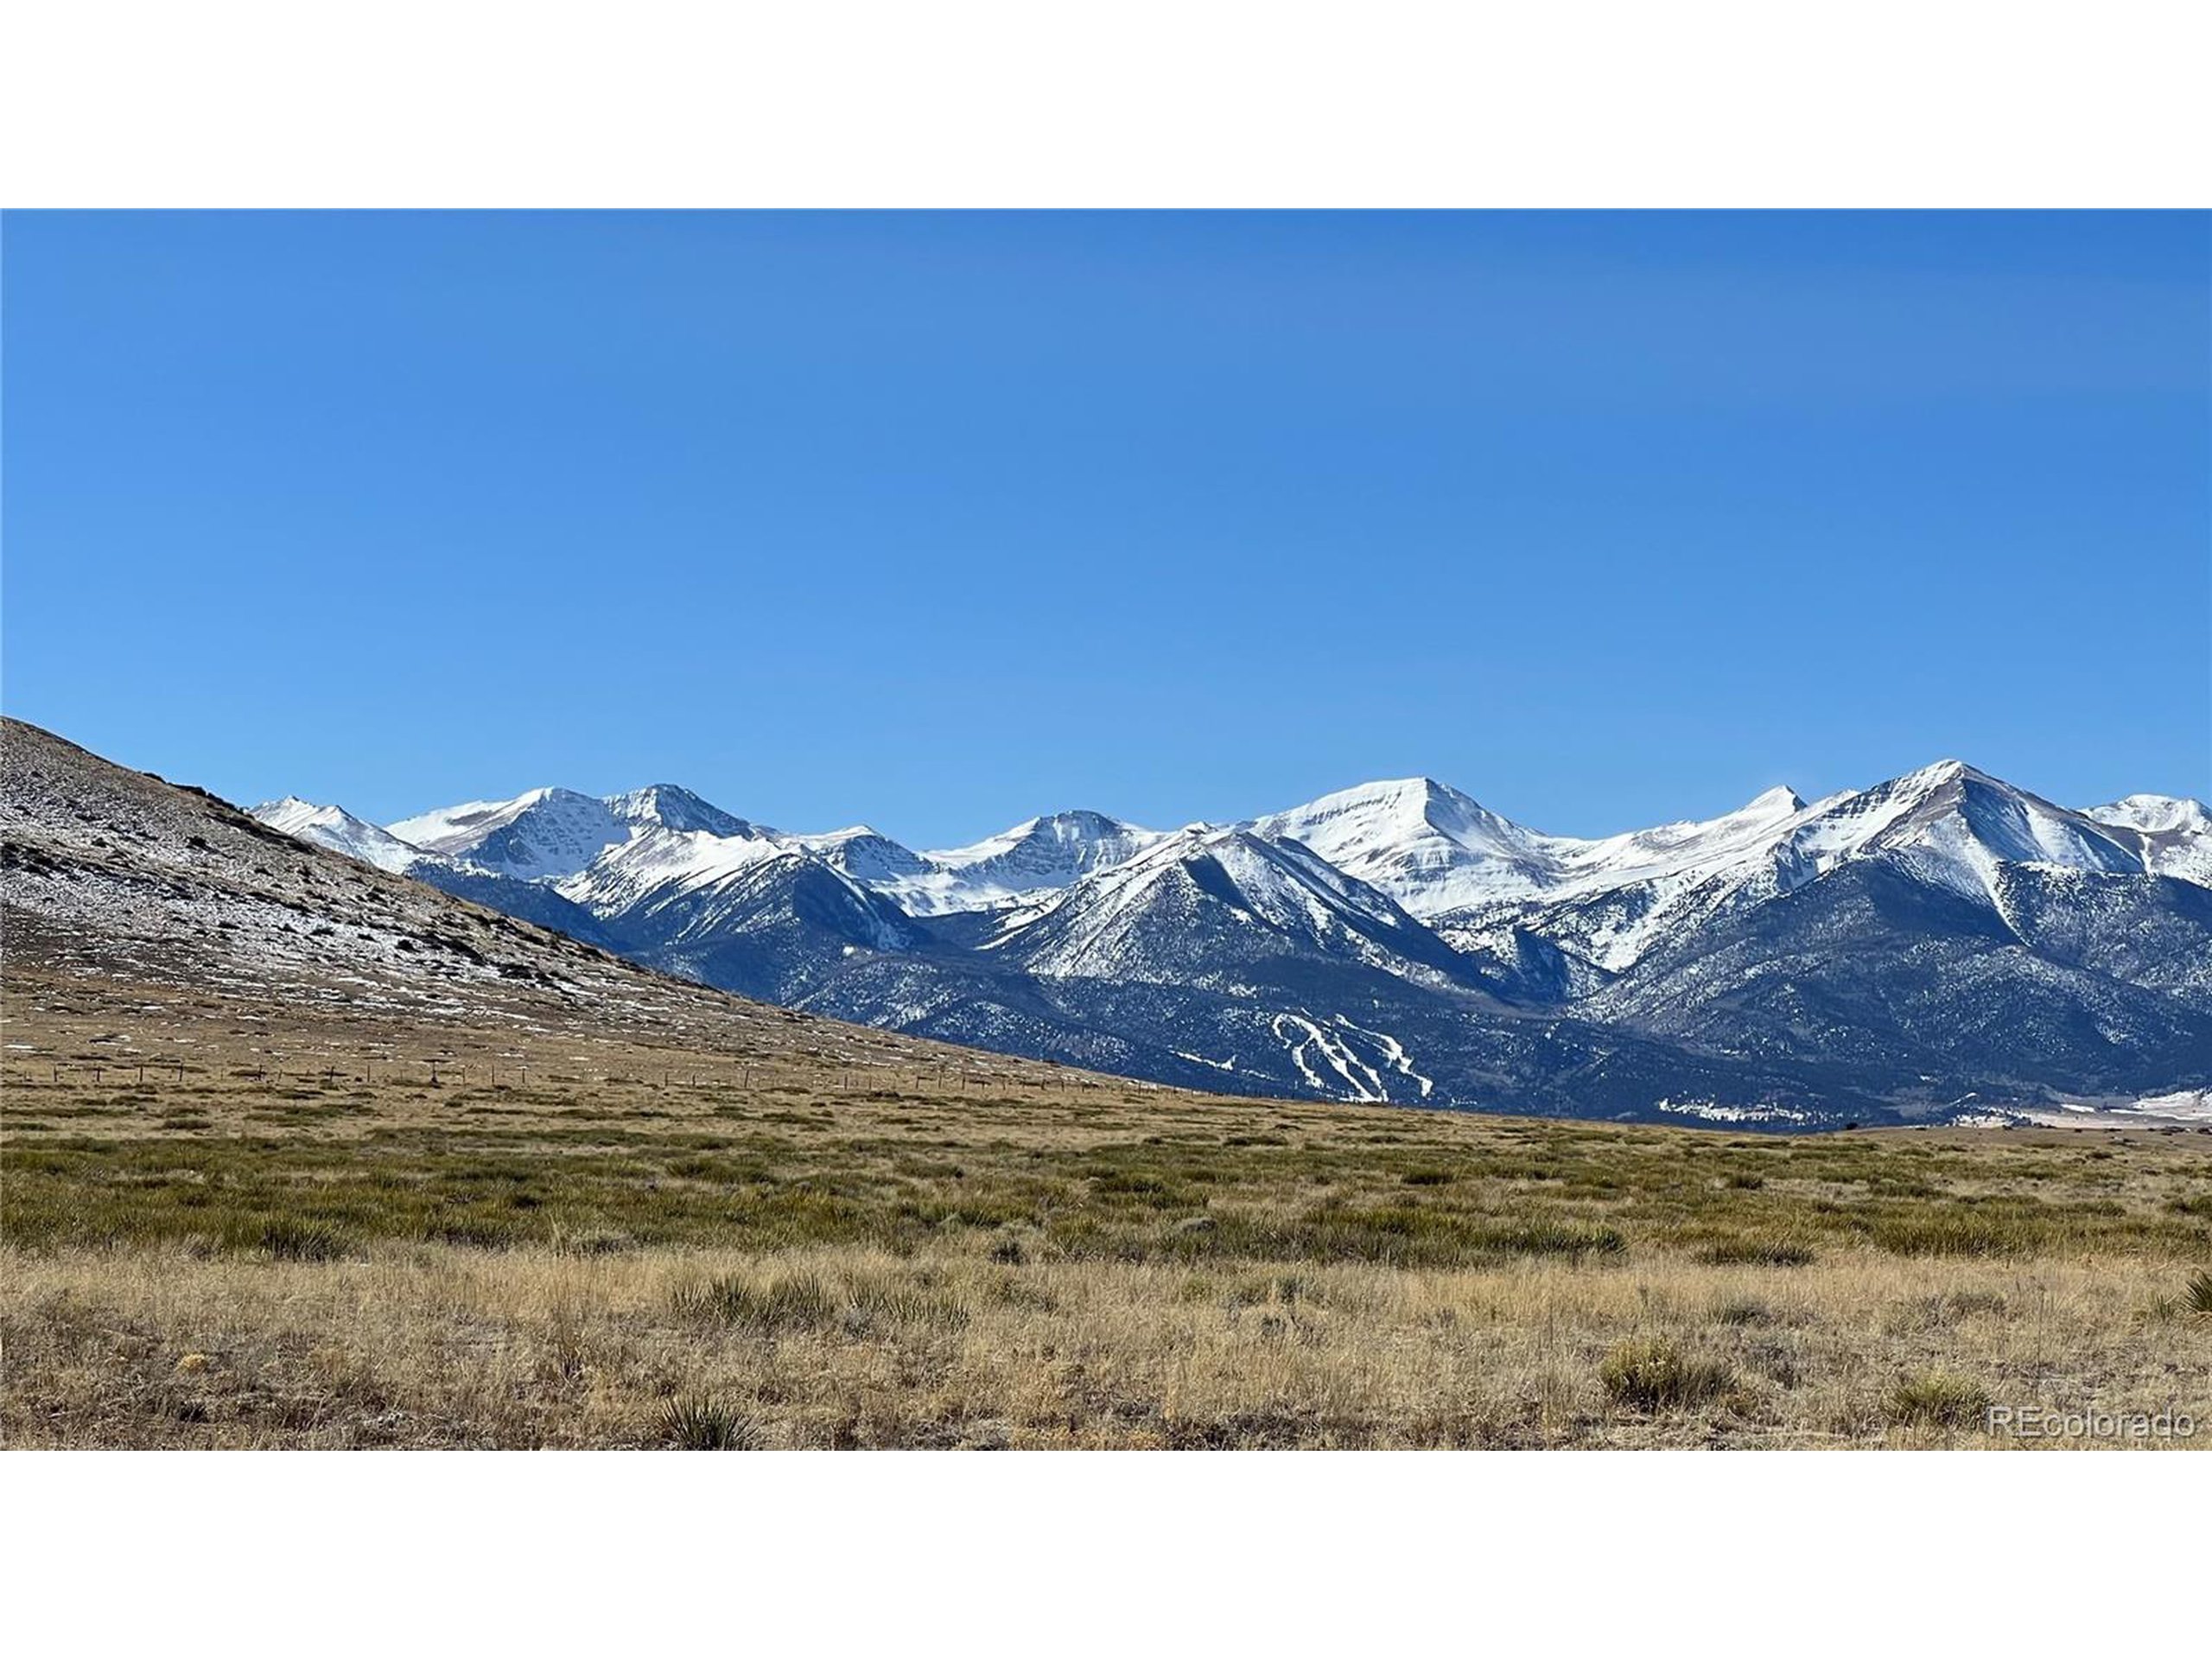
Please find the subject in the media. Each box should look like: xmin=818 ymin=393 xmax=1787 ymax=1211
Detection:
xmin=250 ymin=754 xmax=2212 ymax=1124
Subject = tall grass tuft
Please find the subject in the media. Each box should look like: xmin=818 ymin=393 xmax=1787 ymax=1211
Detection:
xmin=1697 ymin=1236 xmax=1815 ymax=1267
xmin=672 ymin=1271 xmax=837 ymax=1332
xmin=1599 ymin=1338 xmax=1736 ymax=1413
xmin=1885 ymin=1371 xmax=1990 ymax=1429
xmin=1870 ymin=1215 xmax=2024 ymax=1258
xmin=1483 ymin=1219 xmax=1626 ymax=1259
xmin=845 ymin=1281 xmax=970 ymax=1334
xmin=227 ymin=1217 xmax=353 ymax=1262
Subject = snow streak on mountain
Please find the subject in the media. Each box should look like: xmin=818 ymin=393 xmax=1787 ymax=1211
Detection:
xmin=252 ymin=760 xmax=2212 ymax=1128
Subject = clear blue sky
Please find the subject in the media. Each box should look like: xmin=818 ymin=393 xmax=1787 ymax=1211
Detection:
xmin=4 ymin=212 xmax=2207 ymax=846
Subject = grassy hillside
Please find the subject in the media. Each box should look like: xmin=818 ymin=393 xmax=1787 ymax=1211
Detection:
xmin=7 ymin=1007 xmax=2209 ymax=1446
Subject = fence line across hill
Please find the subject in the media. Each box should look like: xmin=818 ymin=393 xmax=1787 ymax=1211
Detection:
xmin=0 ymin=1053 xmax=1115 ymax=1096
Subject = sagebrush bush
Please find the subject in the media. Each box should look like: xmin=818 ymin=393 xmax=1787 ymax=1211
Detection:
xmin=1599 ymin=1338 xmax=1736 ymax=1413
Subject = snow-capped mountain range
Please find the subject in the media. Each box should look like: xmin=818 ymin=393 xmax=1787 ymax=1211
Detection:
xmin=251 ymin=762 xmax=2212 ymax=1126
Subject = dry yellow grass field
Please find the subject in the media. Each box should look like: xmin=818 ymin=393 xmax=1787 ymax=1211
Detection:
xmin=7 ymin=974 xmax=2209 ymax=1448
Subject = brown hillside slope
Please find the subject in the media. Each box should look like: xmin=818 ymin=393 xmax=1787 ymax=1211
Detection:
xmin=0 ymin=715 xmax=1096 ymax=1090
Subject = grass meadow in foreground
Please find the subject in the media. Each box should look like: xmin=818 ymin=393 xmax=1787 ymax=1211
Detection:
xmin=4 ymin=1060 xmax=2209 ymax=1447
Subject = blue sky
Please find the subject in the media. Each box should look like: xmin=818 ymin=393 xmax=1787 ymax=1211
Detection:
xmin=4 ymin=211 xmax=2207 ymax=846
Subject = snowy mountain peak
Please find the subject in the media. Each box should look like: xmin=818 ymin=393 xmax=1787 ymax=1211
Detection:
xmin=251 ymin=798 xmax=428 ymax=874
xmin=2087 ymin=793 xmax=2212 ymax=886
xmin=2092 ymin=793 xmax=2212 ymax=836
xmin=1250 ymin=777 xmax=1550 ymax=915
xmin=844 ymin=810 xmax=1165 ymax=918
xmin=388 ymin=786 xmax=628 ymax=881
xmin=798 ymin=824 xmax=932 ymax=883
xmin=988 ymin=819 xmax=1469 ymax=990
xmin=1887 ymin=758 xmax=2028 ymax=805
xmin=603 ymin=784 xmax=763 ymax=839
xmin=891 ymin=808 xmax=1166 ymax=914
xmin=1745 ymin=785 xmax=1807 ymax=815
xmin=1030 ymin=808 xmax=1147 ymax=842
xmin=1266 ymin=777 xmax=1526 ymax=844
xmin=252 ymin=794 xmax=323 ymax=825
xmin=1769 ymin=760 xmax=2148 ymax=910
xmin=931 ymin=809 xmax=1158 ymax=867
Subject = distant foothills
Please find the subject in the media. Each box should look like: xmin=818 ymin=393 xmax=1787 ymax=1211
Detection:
xmin=243 ymin=753 xmax=2212 ymax=1130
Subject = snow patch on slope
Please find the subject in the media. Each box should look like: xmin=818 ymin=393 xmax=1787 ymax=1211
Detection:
xmin=1271 ymin=1013 xmax=1385 ymax=1101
